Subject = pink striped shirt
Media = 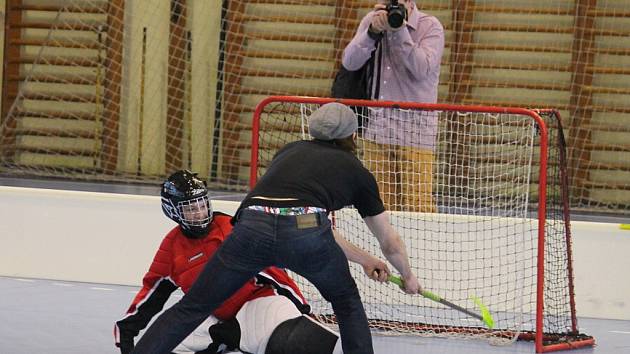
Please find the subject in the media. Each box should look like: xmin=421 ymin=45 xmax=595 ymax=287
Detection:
xmin=342 ymin=6 xmax=444 ymax=149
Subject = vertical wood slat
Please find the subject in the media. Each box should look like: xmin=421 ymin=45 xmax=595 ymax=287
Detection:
xmin=221 ymin=0 xmax=247 ymax=183
xmin=447 ymin=0 xmax=475 ymax=104
xmin=567 ymin=0 xmax=597 ymax=203
xmin=333 ymin=0 xmax=359 ymax=68
xmin=0 ymin=0 xmax=23 ymax=160
xmin=101 ymin=0 xmax=125 ymax=173
xmin=445 ymin=0 xmax=475 ymax=197
xmin=165 ymin=0 xmax=187 ymax=171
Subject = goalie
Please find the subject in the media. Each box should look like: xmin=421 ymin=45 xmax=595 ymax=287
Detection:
xmin=115 ymin=170 xmax=390 ymax=354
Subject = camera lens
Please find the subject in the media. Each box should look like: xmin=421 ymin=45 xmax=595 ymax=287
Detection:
xmin=386 ymin=1 xmax=405 ymax=29
xmin=387 ymin=10 xmax=405 ymax=29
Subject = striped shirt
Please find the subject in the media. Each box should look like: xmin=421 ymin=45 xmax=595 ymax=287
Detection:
xmin=342 ymin=6 xmax=444 ymax=149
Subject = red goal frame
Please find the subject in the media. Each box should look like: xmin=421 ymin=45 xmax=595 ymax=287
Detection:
xmin=249 ymin=96 xmax=595 ymax=353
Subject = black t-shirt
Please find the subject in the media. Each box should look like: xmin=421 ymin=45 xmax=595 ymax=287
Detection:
xmin=239 ymin=140 xmax=385 ymax=218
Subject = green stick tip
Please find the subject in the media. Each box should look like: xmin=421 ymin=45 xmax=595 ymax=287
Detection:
xmin=471 ymin=296 xmax=495 ymax=329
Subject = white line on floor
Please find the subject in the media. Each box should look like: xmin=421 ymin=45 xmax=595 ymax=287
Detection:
xmin=610 ymin=330 xmax=630 ymax=334
xmin=52 ymin=282 xmax=73 ymax=287
xmin=14 ymin=278 xmax=35 ymax=282
xmin=90 ymin=287 xmax=114 ymax=291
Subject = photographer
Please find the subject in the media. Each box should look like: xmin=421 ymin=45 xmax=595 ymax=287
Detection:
xmin=342 ymin=0 xmax=444 ymax=213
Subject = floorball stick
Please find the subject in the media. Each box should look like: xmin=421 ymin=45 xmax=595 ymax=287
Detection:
xmin=388 ymin=275 xmax=495 ymax=329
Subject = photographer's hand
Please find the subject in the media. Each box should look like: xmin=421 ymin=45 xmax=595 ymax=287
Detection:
xmin=369 ymin=4 xmax=388 ymax=33
xmin=370 ymin=4 xmax=406 ymax=34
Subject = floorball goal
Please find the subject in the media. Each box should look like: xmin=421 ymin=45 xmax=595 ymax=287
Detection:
xmin=250 ymin=96 xmax=594 ymax=352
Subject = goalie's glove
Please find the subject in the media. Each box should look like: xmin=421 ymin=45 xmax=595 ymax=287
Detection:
xmin=117 ymin=337 xmax=134 ymax=354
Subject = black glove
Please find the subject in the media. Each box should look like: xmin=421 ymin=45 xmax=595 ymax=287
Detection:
xmin=117 ymin=338 xmax=134 ymax=354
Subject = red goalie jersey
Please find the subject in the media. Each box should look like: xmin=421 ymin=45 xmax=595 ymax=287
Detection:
xmin=114 ymin=212 xmax=309 ymax=349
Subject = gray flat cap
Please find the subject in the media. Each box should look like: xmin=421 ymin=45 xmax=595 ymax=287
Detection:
xmin=308 ymin=102 xmax=358 ymax=140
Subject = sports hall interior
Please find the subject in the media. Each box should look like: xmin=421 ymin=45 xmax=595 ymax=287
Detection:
xmin=1 ymin=1 xmax=629 ymax=353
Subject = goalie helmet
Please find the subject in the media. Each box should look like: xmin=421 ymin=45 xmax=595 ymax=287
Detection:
xmin=161 ymin=170 xmax=212 ymax=238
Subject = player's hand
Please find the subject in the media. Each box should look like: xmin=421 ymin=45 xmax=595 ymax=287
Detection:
xmin=363 ymin=257 xmax=390 ymax=282
xmin=401 ymin=274 xmax=422 ymax=294
xmin=369 ymin=4 xmax=388 ymax=33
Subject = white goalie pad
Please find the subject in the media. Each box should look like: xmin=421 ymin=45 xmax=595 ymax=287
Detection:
xmin=172 ymin=315 xmax=221 ymax=353
xmin=236 ymin=295 xmax=303 ymax=354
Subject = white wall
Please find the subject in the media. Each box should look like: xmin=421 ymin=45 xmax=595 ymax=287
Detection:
xmin=0 ymin=186 xmax=628 ymax=321
xmin=571 ymin=220 xmax=630 ymax=321
xmin=0 ymin=186 xmax=238 ymax=285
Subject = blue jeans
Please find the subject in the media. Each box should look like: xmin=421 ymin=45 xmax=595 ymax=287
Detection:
xmin=132 ymin=209 xmax=374 ymax=354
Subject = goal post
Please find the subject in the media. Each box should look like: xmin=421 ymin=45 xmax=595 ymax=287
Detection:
xmin=250 ymin=96 xmax=594 ymax=352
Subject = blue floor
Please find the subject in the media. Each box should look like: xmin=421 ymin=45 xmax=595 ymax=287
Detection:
xmin=0 ymin=276 xmax=627 ymax=354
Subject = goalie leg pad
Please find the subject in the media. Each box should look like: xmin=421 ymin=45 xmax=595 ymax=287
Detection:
xmin=237 ymin=295 xmax=302 ymax=353
xmin=265 ymin=315 xmax=339 ymax=354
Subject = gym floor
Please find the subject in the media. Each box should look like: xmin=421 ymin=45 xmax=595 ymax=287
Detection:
xmin=0 ymin=276 xmax=628 ymax=354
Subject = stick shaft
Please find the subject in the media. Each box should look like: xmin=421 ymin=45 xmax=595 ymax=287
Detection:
xmin=437 ymin=297 xmax=484 ymax=321
xmin=390 ymin=276 xmax=484 ymax=321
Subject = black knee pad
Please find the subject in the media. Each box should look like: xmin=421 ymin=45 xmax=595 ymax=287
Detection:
xmin=205 ymin=317 xmax=240 ymax=352
xmin=265 ymin=315 xmax=338 ymax=354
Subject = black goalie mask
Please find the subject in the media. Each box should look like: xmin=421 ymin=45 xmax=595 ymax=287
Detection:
xmin=161 ymin=170 xmax=212 ymax=238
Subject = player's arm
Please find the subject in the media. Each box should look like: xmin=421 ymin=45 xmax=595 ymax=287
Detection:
xmin=114 ymin=237 xmax=178 ymax=354
xmin=332 ymin=229 xmax=390 ymax=282
xmin=341 ymin=13 xmax=380 ymax=70
xmin=392 ymin=17 xmax=444 ymax=81
xmin=115 ymin=278 xmax=177 ymax=353
xmin=363 ymin=211 xmax=421 ymax=294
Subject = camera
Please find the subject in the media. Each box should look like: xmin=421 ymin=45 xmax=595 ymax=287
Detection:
xmin=386 ymin=0 xmax=406 ymax=29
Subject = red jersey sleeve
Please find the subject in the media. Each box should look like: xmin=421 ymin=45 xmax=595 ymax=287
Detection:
xmin=114 ymin=228 xmax=179 ymax=349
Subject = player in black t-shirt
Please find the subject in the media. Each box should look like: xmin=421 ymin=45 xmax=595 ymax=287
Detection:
xmin=132 ymin=103 xmax=421 ymax=354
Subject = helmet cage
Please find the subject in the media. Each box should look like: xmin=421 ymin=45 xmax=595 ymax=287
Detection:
xmin=175 ymin=194 xmax=212 ymax=230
